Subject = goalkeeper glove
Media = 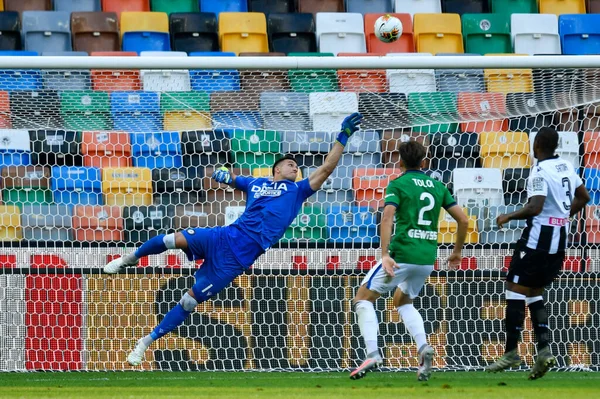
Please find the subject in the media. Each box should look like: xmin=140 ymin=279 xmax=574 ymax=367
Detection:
xmin=212 ymin=167 xmax=233 ymax=185
xmin=336 ymin=112 xmax=363 ymax=147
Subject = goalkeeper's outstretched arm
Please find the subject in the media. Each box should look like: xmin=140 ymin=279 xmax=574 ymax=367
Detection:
xmin=212 ymin=167 xmax=242 ymax=190
xmin=308 ymin=112 xmax=363 ymax=191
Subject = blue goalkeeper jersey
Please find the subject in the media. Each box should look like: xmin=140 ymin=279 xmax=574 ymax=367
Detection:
xmin=226 ymin=176 xmax=315 ymax=265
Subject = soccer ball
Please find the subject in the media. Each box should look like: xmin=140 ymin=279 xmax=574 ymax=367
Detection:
xmin=374 ymin=14 xmax=402 ymax=43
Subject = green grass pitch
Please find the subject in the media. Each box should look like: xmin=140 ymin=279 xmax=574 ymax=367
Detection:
xmin=2 ymin=371 xmax=599 ymax=399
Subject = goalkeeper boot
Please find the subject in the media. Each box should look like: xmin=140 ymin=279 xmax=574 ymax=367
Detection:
xmin=104 ymin=255 xmax=138 ymax=274
xmin=349 ymin=351 xmax=383 ymax=380
xmin=485 ymin=349 xmax=521 ymax=373
xmin=127 ymin=339 xmax=148 ymax=366
xmin=528 ymin=347 xmax=556 ymax=380
xmin=417 ymin=344 xmax=435 ymax=381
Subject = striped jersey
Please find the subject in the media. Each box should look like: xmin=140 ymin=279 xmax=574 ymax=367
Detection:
xmin=519 ymin=155 xmax=583 ymax=254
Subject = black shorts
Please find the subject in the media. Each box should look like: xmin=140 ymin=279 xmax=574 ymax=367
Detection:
xmin=506 ymin=242 xmax=564 ymax=288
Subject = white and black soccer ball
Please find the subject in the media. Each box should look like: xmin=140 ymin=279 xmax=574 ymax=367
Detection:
xmin=374 ymin=14 xmax=403 ymax=43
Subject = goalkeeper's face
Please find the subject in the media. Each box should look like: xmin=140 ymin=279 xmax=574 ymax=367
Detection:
xmin=274 ymin=160 xmax=299 ymax=182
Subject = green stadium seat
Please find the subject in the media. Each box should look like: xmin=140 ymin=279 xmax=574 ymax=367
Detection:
xmin=490 ymin=0 xmax=538 ymax=13
xmin=408 ymin=92 xmax=459 ymax=134
xmin=60 ymin=91 xmax=112 ymax=131
xmin=282 ymin=205 xmax=327 ymax=244
xmin=229 ymin=129 xmax=280 ymax=170
xmin=160 ymin=91 xmax=211 ymax=131
xmin=462 ymin=14 xmax=512 ymax=55
xmin=1 ymin=166 xmax=52 ymax=208
xmin=151 ymin=0 xmax=198 ymax=14
xmin=287 ymin=52 xmax=338 ymax=93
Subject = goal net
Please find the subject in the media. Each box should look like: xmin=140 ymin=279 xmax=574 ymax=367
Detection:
xmin=0 ymin=55 xmax=598 ymax=372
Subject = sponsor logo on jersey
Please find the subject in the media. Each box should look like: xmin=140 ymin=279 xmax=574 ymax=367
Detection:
xmin=408 ymin=229 xmax=437 ymax=240
xmin=251 ymin=181 xmax=289 ymax=198
xmin=532 ymin=176 xmax=544 ymax=191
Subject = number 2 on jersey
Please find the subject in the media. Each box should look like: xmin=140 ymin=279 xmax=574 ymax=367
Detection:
xmin=418 ymin=192 xmax=435 ymax=226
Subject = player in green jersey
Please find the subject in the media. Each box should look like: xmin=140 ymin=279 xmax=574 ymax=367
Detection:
xmin=349 ymin=140 xmax=469 ymax=381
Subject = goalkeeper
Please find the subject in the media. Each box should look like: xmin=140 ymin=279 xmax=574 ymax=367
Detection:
xmin=103 ymin=112 xmax=364 ymax=366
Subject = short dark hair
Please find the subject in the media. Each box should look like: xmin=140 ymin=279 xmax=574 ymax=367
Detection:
xmin=535 ymin=127 xmax=559 ymax=154
xmin=272 ymin=154 xmax=297 ymax=175
xmin=399 ymin=140 xmax=426 ymax=169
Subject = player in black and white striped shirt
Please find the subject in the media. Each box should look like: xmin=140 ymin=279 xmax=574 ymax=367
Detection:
xmin=486 ymin=127 xmax=591 ymax=379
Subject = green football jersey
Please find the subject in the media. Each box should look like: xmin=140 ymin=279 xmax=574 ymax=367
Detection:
xmin=384 ymin=170 xmax=457 ymax=265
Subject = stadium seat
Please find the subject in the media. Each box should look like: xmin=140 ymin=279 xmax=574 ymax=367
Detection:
xmin=413 ymin=13 xmax=463 ymax=55
xmin=480 ymin=131 xmax=530 ymax=169
xmin=151 ymin=0 xmax=198 ymax=14
xmin=4 ymin=0 xmax=51 ymax=13
xmin=1 ymin=165 xmax=52 ymax=207
xmin=161 ymin=92 xmax=211 ymax=131
xmin=559 ymin=14 xmax=600 ymax=55
xmin=340 ymin=130 xmax=381 ymax=170
xmin=346 ymin=0 xmax=392 ymax=13
xmin=304 ymin=165 xmax=354 ymax=205
xmin=408 ymin=92 xmax=459 ymax=134
xmin=21 ymin=204 xmax=73 ymax=241
xmin=102 ymin=167 xmax=153 ymax=206
xmin=268 ymin=13 xmax=316 ymax=54
xmin=200 ymin=0 xmax=248 ymax=14
xmin=437 ymin=207 xmax=478 ymax=244
xmin=241 ymin=69 xmax=290 ymax=93
xmin=511 ymin=14 xmax=561 ymax=55
xmin=282 ymin=205 xmax=327 ymax=244
xmin=71 ymin=12 xmax=119 ymax=53
xmin=261 ymin=92 xmax=310 ymax=131
xmin=280 ymin=131 xmax=331 ymax=167
xmin=539 ymin=0 xmax=585 ymax=14
xmin=427 ymin=132 xmax=480 ymax=181
xmin=72 ymin=205 xmax=123 ymax=242
xmin=130 ymin=132 xmax=183 ymax=169
xmin=588 ymin=0 xmax=600 ymax=12
xmin=0 ymin=12 xmax=21 ymax=51
xmin=435 ymin=63 xmax=484 ymax=93
xmin=42 ymin=67 xmax=91 ymax=91
xmin=102 ymin=0 xmax=149 ymax=13
xmin=250 ymin=0 xmax=295 ymax=13
xmin=0 ymin=129 xmax=30 ymax=167
xmin=364 ymin=13 xmax=414 ymax=53
xmin=326 ymin=205 xmax=378 ymax=244
xmin=584 ymin=131 xmax=600 ymax=169
xmin=359 ymin=92 xmax=410 ymax=131
xmin=453 ymin=167 xmax=504 ymax=209
xmin=139 ymin=50 xmax=190 ymax=91
xmin=181 ymin=129 xmax=230 ymax=167
xmin=530 ymin=130 xmax=580 ymax=170
xmin=337 ymin=56 xmax=387 ymax=93
xmin=123 ymin=204 xmax=171 ymax=243
xmin=9 ymin=90 xmax=62 ymax=129
xmin=288 ymin=52 xmax=338 ymax=92
xmin=505 ymin=92 xmax=553 ymax=132
xmin=584 ymin=167 xmax=600 ymax=204
xmin=91 ymin=51 xmax=141 ymax=92
xmin=229 ymin=129 xmax=280 ymax=170
xmin=170 ymin=12 xmax=218 ymax=53
xmin=352 ymin=167 xmax=402 ymax=208
xmin=380 ymin=129 xmax=426 ymax=166
xmin=81 ymin=131 xmax=132 ymax=168
xmin=503 ymin=167 xmax=530 ymax=205
xmin=585 ymin=205 xmax=600 ymax=243
xmin=0 ymin=91 xmax=10 ymax=128
xmin=316 ymin=12 xmax=366 ymax=55
xmin=219 ymin=12 xmax=268 ymax=55
xmin=42 ymin=51 xmax=88 ymax=56
xmin=190 ymin=67 xmax=240 ymax=92
xmin=298 ymin=0 xmax=345 ymax=13
xmin=22 ymin=11 xmax=71 ymax=53
xmin=210 ymin=91 xmax=261 ymax=129
xmin=485 ymin=64 xmax=534 ymax=95
xmin=490 ymin=0 xmax=537 ymax=13
xmin=29 ymin=130 xmax=82 ymax=166
xmin=462 ymin=13 xmax=512 ymax=55
xmin=394 ymin=0 xmax=441 ymax=15
xmin=60 ymin=91 xmax=111 ymax=131
xmin=110 ymin=91 xmax=161 ymax=132
xmin=442 ymin=0 xmax=488 ymax=14
xmin=51 ymin=166 xmax=103 ymax=206
xmin=202 ymin=166 xmax=249 ymax=203
xmin=309 ymin=92 xmax=358 ymax=132
xmin=171 ymin=203 xmax=224 ymax=229
xmin=458 ymin=92 xmax=508 ymax=133
xmin=0 ymin=204 xmax=22 ymax=241
xmin=152 ymin=167 xmax=203 ymax=205
xmin=121 ymin=11 xmax=170 ymax=53
xmin=386 ymin=53 xmax=436 ymax=94
xmin=476 ymin=205 xmax=525 ymax=244
xmin=55 ymin=0 xmax=101 ymax=12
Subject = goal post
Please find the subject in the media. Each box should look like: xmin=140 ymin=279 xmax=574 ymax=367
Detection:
xmin=0 ymin=55 xmax=598 ymax=372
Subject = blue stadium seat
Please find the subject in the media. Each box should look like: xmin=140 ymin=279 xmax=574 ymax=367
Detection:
xmin=559 ymin=14 xmax=600 ymax=55
xmin=170 ymin=12 xmax=219 ymax=53
xmin=0 ymin=51 xmax=38 ymax=56
xmin=190 ymin=69 xmax=240 ymax=92
xmin=280 ymin=131 xmax=331 ymax=167
xmin=326 ymin=205 xmax=378 ymax=244
xmin=130 ymin=132 xmax=183 ymax=169
xmin=261 ymin=92 xmax=310 ymax=131
xmin=0 ymin=12 xmax=22 ymax=51
xmin=54 ymin=0 xmax=101 ymax=12
xmin=42 ymin=51 xmax=89 ymax=56
xmin=22 ymin=11 xmax=72 ymax=53
xmin=110 ymin=92 xmax=162 ymax=132
xmin=0 ymin=56 xmax=42 ymax=91
xmin=200 ymin=0 xmax=248 ymax=15
xmin=121 ymin=12 xmax=171 ymax=53
xmin=21 ymin=204 xmax=73 ymax=242
xmin=0 ymin=129 xmax=31 ymax=167
xmin=51 ymin=166 xmax=103 ymax=206
xmin=584 ymin=168 xmax=600 ymax=205
xmin=213 ymin=111 xmax=263 ymax=130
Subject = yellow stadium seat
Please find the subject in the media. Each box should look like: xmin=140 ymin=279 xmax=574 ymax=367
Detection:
xmin=0 ymin=1 xmax=3 ymax=11
xmin=163 ymin=112 xmax=212 ymax=131
xmin=438 ymin=208 xmax=478 ymax=244
xmin=413 ymin=13 xmax=464 ymax=55
xmin=102 ymin=167 xmax=153 ymax=206
xmin=219 ymin=12 xmax=268 ymax=55
xmin=539 ymin=0 xmax=586 ymax=15
xmin=0 ymin=205 xmax=22 ymax=241
xmin=120 ymin=11 xmax=169 ymax=36
xmin=484 ymin=54 xmax=533 ymax=94
xmin=252 ymin=167 xmax=303 ymax=182
xmin=480 ymin=131 xmax=531 ymax=169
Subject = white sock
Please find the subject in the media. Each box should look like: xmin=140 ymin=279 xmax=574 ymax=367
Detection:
xmin=397 ymin=304 xmax=428 ymax=350
xmin=354 ymin=300 xmax=379 ymax=355
xmin=140 ymin=334 xmax=154 ymax=347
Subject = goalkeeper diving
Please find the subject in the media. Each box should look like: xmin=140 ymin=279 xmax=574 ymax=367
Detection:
xmin=103 ymin=112 xmax=364 ymax=366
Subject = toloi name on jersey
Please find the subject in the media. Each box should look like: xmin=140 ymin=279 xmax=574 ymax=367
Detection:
xmin=408 ymin=229 xmax=438 ymax=240
xmin=412 ymin=179 xmax=434 ymax=187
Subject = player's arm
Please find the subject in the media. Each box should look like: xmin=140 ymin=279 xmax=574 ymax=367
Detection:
xmin=212 ymin=167 xmax=246 ymax=191
xmin=570 ymin=184 xmax=591 ymax=218
xmin=308 ymin=112 xmax=363 ymax=191
xmin=497 ymin=173 xmax=547 ymax=228
xmin=446 ymin=204 xmax=469 ymax=269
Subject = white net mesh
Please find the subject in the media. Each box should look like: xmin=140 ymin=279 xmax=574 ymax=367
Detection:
xmin=0 ymin=58 xmax=598 ymax=372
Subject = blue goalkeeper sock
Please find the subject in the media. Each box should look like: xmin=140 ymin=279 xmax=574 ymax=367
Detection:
xmin=150 ymin=304 xmax=191 ymax=341
xmin=133 ymin=234 xmax=168 ymax=259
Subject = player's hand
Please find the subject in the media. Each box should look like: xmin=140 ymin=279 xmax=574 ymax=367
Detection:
xmin=447 ymin=251 xmax=462 ymax=270
xmin=212 ymin=167 xmax=232 ymax=185
xmin=336 ymin=112 xmax=363 ymax=146
xmin=382 ymin=255 xmax=398 ymax=278
xmin=496 ymin=214 xmax=510 ymax=229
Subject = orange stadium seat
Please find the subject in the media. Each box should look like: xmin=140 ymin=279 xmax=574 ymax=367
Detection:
xmin=458 ymin=92 xmax=508 ymax=133
xmin=0 ymin=91 xmax=11 ymax=128
xmin=81 ymin=131 xmax=132 ymax=168
xmin=352 ymin=167 xmax=402 ymax=208
xmin=480 ymin=131 xmax=530 ymax=169
xmin=219 ymin=12 xmax=268 ymax=55
xmin=413 ymin=13 xmax=463 ymax=55
xmin=584 ymin=131 xmax=600 ymax=168
xmin=586 ymin=205 xmax=600 ymax=243
xmin=72 ymin=205 xmax=123 ymax=242
xmin=364 ymin=13 xmax=414 ymax=54
xmin=102 ymin=0 xmax=150 ymax=14
xmin=90 ymin=51 xmax=141 ymax=91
